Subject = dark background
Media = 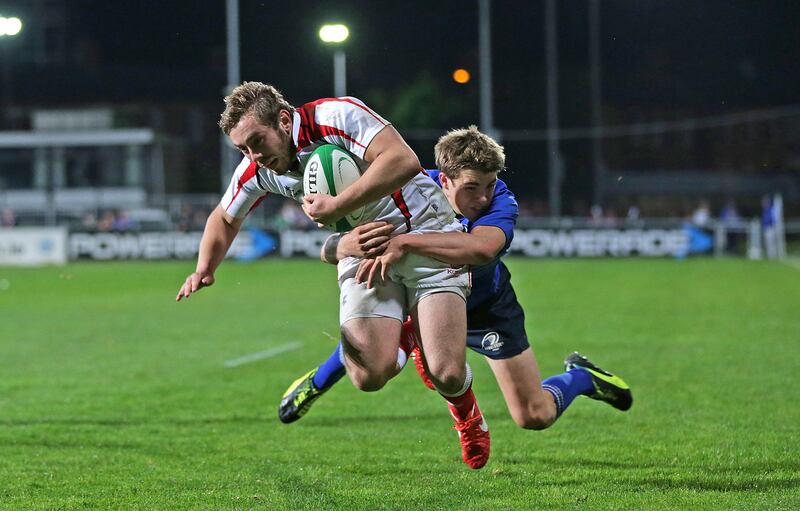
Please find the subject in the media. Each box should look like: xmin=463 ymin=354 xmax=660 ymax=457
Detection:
xmin=2 ymin=0 xmax=799 ymax=215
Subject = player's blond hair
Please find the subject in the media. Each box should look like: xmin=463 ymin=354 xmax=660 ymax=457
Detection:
xmin=434 ymin=125 xmax=505 ymax=178
xmin=219 ymin=81 xmax=295 ymax=134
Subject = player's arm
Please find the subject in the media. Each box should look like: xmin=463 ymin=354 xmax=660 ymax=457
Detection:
xmin=389 ymin=226 xmax=506 ymax=266
xmin=303 ymin=126 xmax=420 ymax=225
xmin=320 ymin=221 xmax=395 ymax=264
xmin=323 ymin=224 xmax=506 ymax=266
xmin=176 ymin=206 xmax=244 ymax=301
xmin=354 ymin=225 xmax=507 ymax=288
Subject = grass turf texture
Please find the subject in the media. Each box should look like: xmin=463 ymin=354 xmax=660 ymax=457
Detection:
xmin=0 ymin=258 xmax=798 ymax=510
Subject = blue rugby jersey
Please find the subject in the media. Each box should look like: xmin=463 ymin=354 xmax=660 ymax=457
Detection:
xmin=427 ymin=170 xmax=519 ymax=310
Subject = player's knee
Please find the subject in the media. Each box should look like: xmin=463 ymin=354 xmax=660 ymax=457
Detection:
xmin=511 ymin=405 xmax=556 ymax=430
xmin=347 ymin=366 xmax=391 ymax=392
xmin=428 ymin=366 xmax=466 ymax=395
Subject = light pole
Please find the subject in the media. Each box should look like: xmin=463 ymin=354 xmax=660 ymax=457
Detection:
xmin=221 ymin=0 xmax=241 ymax=192
xmin=319 ymin=24 xmax=349 ymax=97
xmin=0 ymin=16 xmax=23 ymax=126
xmin=544 ymin=0 xmax=563 ymax=217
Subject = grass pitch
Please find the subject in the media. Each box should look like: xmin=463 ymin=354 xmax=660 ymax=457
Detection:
xmin=0 ymin=257 xmax=798 ymax=510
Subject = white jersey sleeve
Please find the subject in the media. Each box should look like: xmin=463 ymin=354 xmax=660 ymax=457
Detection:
xmin=220 ymin=157 xmax=303 ymax=219
xmin=295 ymin=98 xmax=390 ymax=159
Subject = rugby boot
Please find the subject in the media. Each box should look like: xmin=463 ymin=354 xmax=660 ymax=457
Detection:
xmin=564 ymin=352 xmax=633 ymax=411
xmin=450 ymin=402 xmax=491 ymax=469
xmin=278 ymin=368 xmax=327 ymax=423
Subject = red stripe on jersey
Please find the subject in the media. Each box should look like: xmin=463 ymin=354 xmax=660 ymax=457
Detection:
xmin=226 ymin=161 xmax=258 ymax=212
xmin=317 ymin=124 xmax=366 ymax=149
xmin=332 ymin=97 xmax=388 ymax=126
xmin=391 ymin=189 xmax=412 ymax=232
xmin=296 ymin=103 xmax=317 ymax=150
xmin=295 ymin=98 xmax=386 ymax=151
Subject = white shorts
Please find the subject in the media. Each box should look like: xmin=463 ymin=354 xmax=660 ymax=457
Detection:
xmin=337 ymin=253 xmax=470 ymax=325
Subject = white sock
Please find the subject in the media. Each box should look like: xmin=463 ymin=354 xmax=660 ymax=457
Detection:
xmin=396 ymin=348 xmax=408 ymax=370
xmin=436 ymin=362 xmax=473 ymax=397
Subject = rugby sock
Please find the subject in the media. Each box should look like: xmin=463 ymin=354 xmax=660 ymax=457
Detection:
xmin=312 ymin=342 xmax=347 ymax=391
xmin=437 ymin=363 xmax=476 ymax=420
xmin=396 ymin=320 xmax=416 ymax=370
xmin=541 ymin=369 xmax=594 ymax=417
xmin=396 ymin=349 xmax=408 ymax=370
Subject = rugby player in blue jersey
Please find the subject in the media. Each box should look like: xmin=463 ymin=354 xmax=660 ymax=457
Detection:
xmin=280 ymin=126 xmax=632 ymax=435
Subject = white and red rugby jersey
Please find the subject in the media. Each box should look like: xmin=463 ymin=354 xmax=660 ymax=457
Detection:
xmin=220 ymin=97 xmax=457 ymax=234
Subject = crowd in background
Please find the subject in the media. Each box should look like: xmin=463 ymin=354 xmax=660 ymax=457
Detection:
xmin=0 ymin=195 xmax=782 ymax=236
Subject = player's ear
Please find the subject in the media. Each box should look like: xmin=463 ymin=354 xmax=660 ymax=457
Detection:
xmin=439 ymin=172 xmax=449 ymax=188
xmin=279 ymin=109 xmax=291 ymax=135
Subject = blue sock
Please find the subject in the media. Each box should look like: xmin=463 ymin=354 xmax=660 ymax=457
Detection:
xmin=541 ymin=368 xmax=595 ymax=417
xmin=312 ymin=341 xmax=347 ymax=391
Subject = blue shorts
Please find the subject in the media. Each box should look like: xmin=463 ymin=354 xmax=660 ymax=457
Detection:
xmin=465 ymin=276 xmax=530 ymax=360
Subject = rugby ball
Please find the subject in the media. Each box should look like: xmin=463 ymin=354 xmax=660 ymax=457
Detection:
xmin=303 ymin=144 xmax=365 ymax=232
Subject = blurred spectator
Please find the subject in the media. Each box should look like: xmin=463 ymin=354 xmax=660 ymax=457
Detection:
xmin=112 ymin=211 xmax=138 ymax=231
xmin=97 ymin=210 xmax=116 ymax=232
xmin=720 ymin=199 xmax=743 ymax=253
xmin=176 ymin=204 xmax=211 ymax=232
xmin=274 ymin=199 xmax=314 ymax=229
xmin=691 ymin=200 xmax=711 ymax=227
xmin=626 ymin=205 xmax=640 ymax=222
xmin=761 ymin=195 xmax=778 ymax=259
xmin=82 ymin=211 xmax=98 ymax=231
xmin=516 ymin=198 xmax=536 ymax=218
xmin=176 ymin=204 xmax=194 ymax=232
xmin=1 ymin=208 xmax=16 ymax=227
xmin=720 ymin=199 xmax=741 ymax=228
xmin=191 ymin=207 xmax=210 ymax=230
xmin=602 ymin=208 xmax=619 ymax=228
xmin=589 ymin=204 xmax=604 ymax=226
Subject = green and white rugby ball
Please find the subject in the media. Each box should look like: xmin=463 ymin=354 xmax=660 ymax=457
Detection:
xmin=303 ymin=144 xmax=365 ymax=232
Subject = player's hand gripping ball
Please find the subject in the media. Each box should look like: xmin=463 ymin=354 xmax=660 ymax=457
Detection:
xmin=303 ymin=144 xmax=365 ymax=232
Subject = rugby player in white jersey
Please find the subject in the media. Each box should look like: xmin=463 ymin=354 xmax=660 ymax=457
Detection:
xmin=175 ymin=82 xmax=490 ymax=468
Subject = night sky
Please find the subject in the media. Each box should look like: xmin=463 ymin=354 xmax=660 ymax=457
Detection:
xmin=4 ymin=0 xmax=800 ymax=208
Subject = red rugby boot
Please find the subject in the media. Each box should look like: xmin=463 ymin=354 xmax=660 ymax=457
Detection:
xmin=450 ymin=399 xmax=490 ymax=469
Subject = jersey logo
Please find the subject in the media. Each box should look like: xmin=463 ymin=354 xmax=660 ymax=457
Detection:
xmin=284 ymin=185 xmax=302 ymax=199
xmin=481 ymin=332 xmax=504 ymax=352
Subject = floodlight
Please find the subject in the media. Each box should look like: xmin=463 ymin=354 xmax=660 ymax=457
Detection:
xmin=319 ymin=24 xmax=349 ymax=44
xmin=0 ymin=17 xmax=22 ymax=37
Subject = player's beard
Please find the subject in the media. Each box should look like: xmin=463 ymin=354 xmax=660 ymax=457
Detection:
xmin=276 ymin=127 xmax=297 ymax=174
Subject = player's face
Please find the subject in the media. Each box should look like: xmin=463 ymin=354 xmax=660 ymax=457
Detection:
xmin=440 ymin=169 xmax=498 ymax=222
xmin=229 ymin=111 xmax=295 ymax=175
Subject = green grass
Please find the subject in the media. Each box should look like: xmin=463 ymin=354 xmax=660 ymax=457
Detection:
xmin=0 ymin=258 xmax=798 ymax=510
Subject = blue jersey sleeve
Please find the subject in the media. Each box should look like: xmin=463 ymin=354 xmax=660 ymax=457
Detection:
xmin=468 ymin=178 xmax=518 ymax=252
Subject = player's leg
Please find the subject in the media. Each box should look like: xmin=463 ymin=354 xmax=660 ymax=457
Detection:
xmin=278 ymin=342 xmax=347 ymax=424
xmin=279 ymin=323 xmax=419 ymax=423
xmin=339 ymin=316 xmax=403 ymax=391
xmin=412 ymin=290 xmax=490 ymax=470
xmin=467 ymin=301 xmax=560 ymax=429
xmin=485 ymin=348 xmax=558 ymax=429
xmin=412 ymin=291 xmax=468 ymax=394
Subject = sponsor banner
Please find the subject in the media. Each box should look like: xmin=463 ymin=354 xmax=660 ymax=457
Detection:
xmin=65 ymin=227 xmax=704 ymax=260
xmin=509 ymin=228 xmax=690 ymax=257
xmin=279 ymin=229 xmax=331 ymax=258
xmin=69 ymin=231 xmax=256 ymax=260
xmin=0 ymin=228 xmax=68 ymax=266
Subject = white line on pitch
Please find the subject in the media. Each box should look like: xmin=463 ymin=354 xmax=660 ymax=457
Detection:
xmin=224 ymin=341 xmax=304 ymax=368
xmin=780 ymin=258 xmax=800 ymax=271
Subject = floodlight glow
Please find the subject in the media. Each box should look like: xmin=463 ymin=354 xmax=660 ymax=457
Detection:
xmin=319 ymin=24 xmax=349 ymax=44
xmin=453 ymin=68 xmax=471 ymax=84
xmin=0 ymin=17 xmax=23 ymax=37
